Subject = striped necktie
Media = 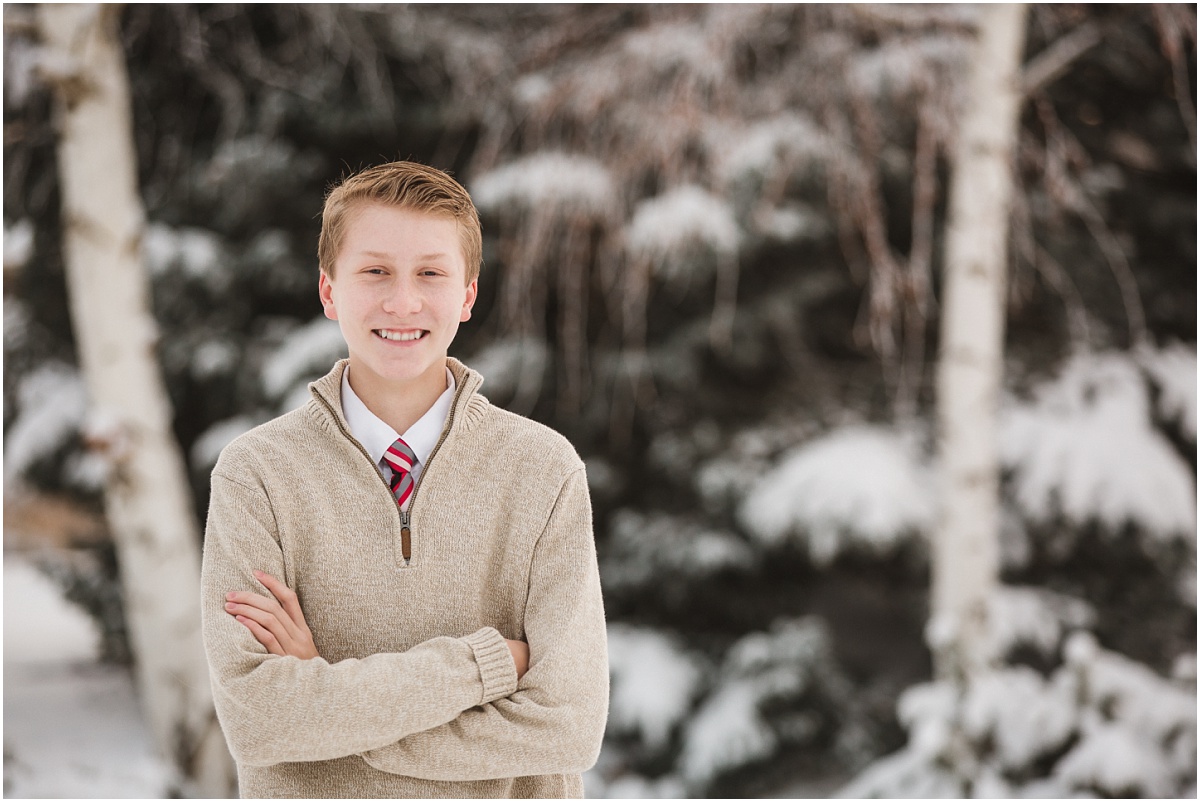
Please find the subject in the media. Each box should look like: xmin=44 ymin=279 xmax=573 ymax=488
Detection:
xmin=383 ymin=437 xmax=417 ymax=510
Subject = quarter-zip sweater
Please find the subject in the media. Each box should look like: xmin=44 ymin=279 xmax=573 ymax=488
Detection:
xmin=201 ymin=358 xmax=609 ymax=798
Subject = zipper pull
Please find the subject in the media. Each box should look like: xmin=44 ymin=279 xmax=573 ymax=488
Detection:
xmin=399 ymin=509 xmax=412 ymax=566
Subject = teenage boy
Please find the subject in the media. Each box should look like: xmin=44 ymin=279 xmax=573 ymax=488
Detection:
xmin=201 ymin=161 xmax=609 ymax=799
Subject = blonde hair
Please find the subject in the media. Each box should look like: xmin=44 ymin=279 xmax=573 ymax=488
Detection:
xmin=318 ymin=161 xmax=482 ymax=282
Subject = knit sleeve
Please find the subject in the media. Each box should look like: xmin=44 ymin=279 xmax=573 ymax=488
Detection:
xmin=359 ymin=466 xmax=610 ymax=780
xmin=201 ymin=462 xmax=518 ymax=768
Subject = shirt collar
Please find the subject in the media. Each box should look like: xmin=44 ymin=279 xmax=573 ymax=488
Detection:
xmin=340 ymin=365 xmax=456 ymax=469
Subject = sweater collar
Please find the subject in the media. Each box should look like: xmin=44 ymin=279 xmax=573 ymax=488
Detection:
xmin=308 ymin=357 xmax=485 ymax=440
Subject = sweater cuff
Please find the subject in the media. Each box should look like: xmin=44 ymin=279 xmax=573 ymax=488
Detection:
xmin=462 ymin=627 xmax=518 ymax=704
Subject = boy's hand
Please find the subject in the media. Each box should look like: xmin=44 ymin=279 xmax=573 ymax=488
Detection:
xmin=506 ymin=639 xmax=529 ymax=680
xmin=226 ymin=570 xmax=319 ymax=660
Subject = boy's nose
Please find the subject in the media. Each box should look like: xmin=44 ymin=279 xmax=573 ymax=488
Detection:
xmin=382 ymin=278 xmax=422 ymax=315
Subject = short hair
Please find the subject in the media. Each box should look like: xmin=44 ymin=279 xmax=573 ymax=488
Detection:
xmin=318 ymin=160 xmax=482 ymax=282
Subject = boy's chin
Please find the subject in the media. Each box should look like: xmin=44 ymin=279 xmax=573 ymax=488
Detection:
xmin=351 ymin=353 xmax=447 ymax=384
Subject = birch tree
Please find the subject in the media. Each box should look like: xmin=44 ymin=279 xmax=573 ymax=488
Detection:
xmin=932 ymin=4 xmax=1030 ymax=680
xmin=37 ymin=4 xmax=234 ymax=796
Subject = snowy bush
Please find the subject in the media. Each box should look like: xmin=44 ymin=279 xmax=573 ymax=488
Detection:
xmin=260 ymin=316 xmax=348 ymax=403
xmin=600 ymin=510 xmax=755 ymax=596
xmin=626 ymin=186 xmax=740 ymax=283
xmin=607 ymin=625 xmax=705 ymax=752
xmin=189 ymin=415 xmax=261 ymax=472
xmin=849 ymin=35 xmax=971 ymax=100
xmin=738 ymin=425 xmax=934 ymax=565
xmin=1001 ymin=350 xmax=1196 ymax=548
xmin=985 ymin=585 xmax=1095 ymax=661
xmin=842 ymin=618 xmax=1197 ymax=798
xmin=4 ymin=218 xmax=34 ymax=269
xmin=679 ymin=617 xmax=861 ymax=789
xmin=142 ymin=223 xmax=228 ymax=289
xmin=715 ymin=113 xmax=829 ymax=187
xmin=1139 ymin=342 xmax=1197 ymax=442
xmin=5 ymin=362 xmax=88 ymax=486
xmin=472 ymin=153 xmax=617 ymax=217
xmin=466 ymin=336 xmax=549 ymax=401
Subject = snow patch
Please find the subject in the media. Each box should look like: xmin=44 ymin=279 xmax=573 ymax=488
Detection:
xmin=472 ymin=153 xmax=616 ymax=216
xmin=4 ymin=554 xmax=175 ymax=797
xmin=190 ymin=415 xmax=261 ymax=471
xmin=4 ymin=557 xmax=101 ymax=665
xmin=739 ymin=425 xmax=933 ymax=564
xmin=601 ymin=510 xmax=755 ymax=594
xmin=142 ymin=222 xmax=226 ymax=286
xmin=621 ymin=21 xmax=723 ymax=84
xmin=753 ymin=203 xmax=829 ymax=242
xmin=850 ymin=36 xmax=970 ymax=99
xmin=1139 ymin=341 xmax=1196 ymax=441
xmin=466 ymin=337 xmax=549 ymax=400
xmin=716 ymin=114 xmax=829 ymax=185
xmin=961 ymin=667 xmax=1077 ymax=771
xmin=680 ymin=618 xmax=836 ymax=786
xmin=987 ymin=585 xmax=1095 ymax=660
xmin=190 ymin=338 xmax=240 ymax=381
xmin=626 ymin=186 xmax=740 ymax=282
xmin=604 ymin=773 xmax=686 ymax=798
xmin=680 ymin=679 xmax=774 ymax=785
xmin=844 ymin=631 xmax=1196 ymax=798
xmin=4 ymin=362 xmax=88 ymax=485
xmin=5 ymin=218 xmax=35 ymax=270
xmin=1001 ymin=351 xmax=1196 ymax=545
xmin=607 ymin=625 xmax=704 ymax=751
xmin=1055 ymin=723 xmax=1173 ymax=798
xmin=261 ymin=316 xmax=347 ymax=401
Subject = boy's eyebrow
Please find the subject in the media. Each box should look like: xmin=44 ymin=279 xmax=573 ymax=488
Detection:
xmin=357 ymin=250 xmax=452 ymax=261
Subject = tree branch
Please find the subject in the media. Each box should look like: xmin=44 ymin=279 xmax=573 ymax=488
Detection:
xmin=1022 ymin=21 xmax=1103 ymax=96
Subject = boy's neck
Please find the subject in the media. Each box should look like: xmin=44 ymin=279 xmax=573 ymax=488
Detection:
xmin=345 ymin=357 xmax=449 ymax=435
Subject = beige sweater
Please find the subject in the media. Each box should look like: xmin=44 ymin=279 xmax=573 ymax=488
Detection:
xmin=201 ymin=359 xmax=609 ymax=798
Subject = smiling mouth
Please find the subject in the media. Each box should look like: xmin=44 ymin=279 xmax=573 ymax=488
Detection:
xmin=374 ymin=329 xmax=428 ymax=342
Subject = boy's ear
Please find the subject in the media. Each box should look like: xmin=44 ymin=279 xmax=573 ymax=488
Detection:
xmin=460 ymin=279 xmax=478 ymax=323
xmin=318 ymin=272 xmax=338 ymax=321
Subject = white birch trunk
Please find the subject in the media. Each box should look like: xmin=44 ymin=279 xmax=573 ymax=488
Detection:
xmin=932 ymin=3 xmax=1029 ymax=681
xmin=37 ymin=4 xmax=234 ymax=796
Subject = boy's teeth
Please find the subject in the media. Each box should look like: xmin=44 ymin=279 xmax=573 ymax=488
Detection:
xmin=377 ymin=330 xmax=424 ymax=341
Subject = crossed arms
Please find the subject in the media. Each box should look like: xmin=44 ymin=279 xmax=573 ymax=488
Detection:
xmin=225 ymin=570 xmax=531 ymax=677
xmin=201 ymin=464 xmax=608 ymax=779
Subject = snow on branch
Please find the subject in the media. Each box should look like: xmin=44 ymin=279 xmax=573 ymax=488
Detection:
xmin=471 ymin=153 xmax=616 ymax=217
xmin=738 ymin=425 xmax=934 ymax=565
xmin=678 ymin=617 xmax=856 ymax=788
xmin=601 ymin=509 xmax=755 ymax=595
xmin=1139 ymin=341 xmax=1197 ymax=442
xmin=4 ymin=362 xmax=88 ymax=486
xmin=607 ymin=625 xmax=705 ymax=752
xmin=844 ymin=631 xmax=1196 ymax=798
xmin=715 ymin=114 xmax=829 ymax=188
xmin=142 ymin=223 xmax=227 ymax=287
xmin=1001 ymin=350 xmax=1196 ymax=546
xmin=260 ymin=316 xmax=347 ymax=403
xmin=626 ymin=186 xmax=740 ymax=283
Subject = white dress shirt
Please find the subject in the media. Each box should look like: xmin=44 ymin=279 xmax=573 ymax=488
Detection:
xmin=340 ymin=364 xmax=456 ymax=489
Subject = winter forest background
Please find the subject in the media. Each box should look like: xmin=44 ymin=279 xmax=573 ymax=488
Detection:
xmin=2 ymin=4 xmax=1196 ymax=798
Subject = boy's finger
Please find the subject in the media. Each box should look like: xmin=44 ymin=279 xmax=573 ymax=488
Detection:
xmin=254 ymin=571 xmax=307 ymax=628
xmin=236 ymin=615 xmax=285 ymax=657
xmin=226 ymin=601 xmax=291 ymax=646
xmin=226 ymin=591 xmax=288 ymax=620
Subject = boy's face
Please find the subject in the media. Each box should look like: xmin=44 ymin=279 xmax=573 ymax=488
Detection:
xmin=319 ymin=203 xmax=477 ymax=392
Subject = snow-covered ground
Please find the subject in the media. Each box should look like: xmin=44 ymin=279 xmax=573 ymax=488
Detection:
xmin=4 ymin=553 xmax=173 ymax=798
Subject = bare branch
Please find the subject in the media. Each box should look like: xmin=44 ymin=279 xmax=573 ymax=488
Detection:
xmin=1022 ymin=21 xmax=1103 ymax=96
